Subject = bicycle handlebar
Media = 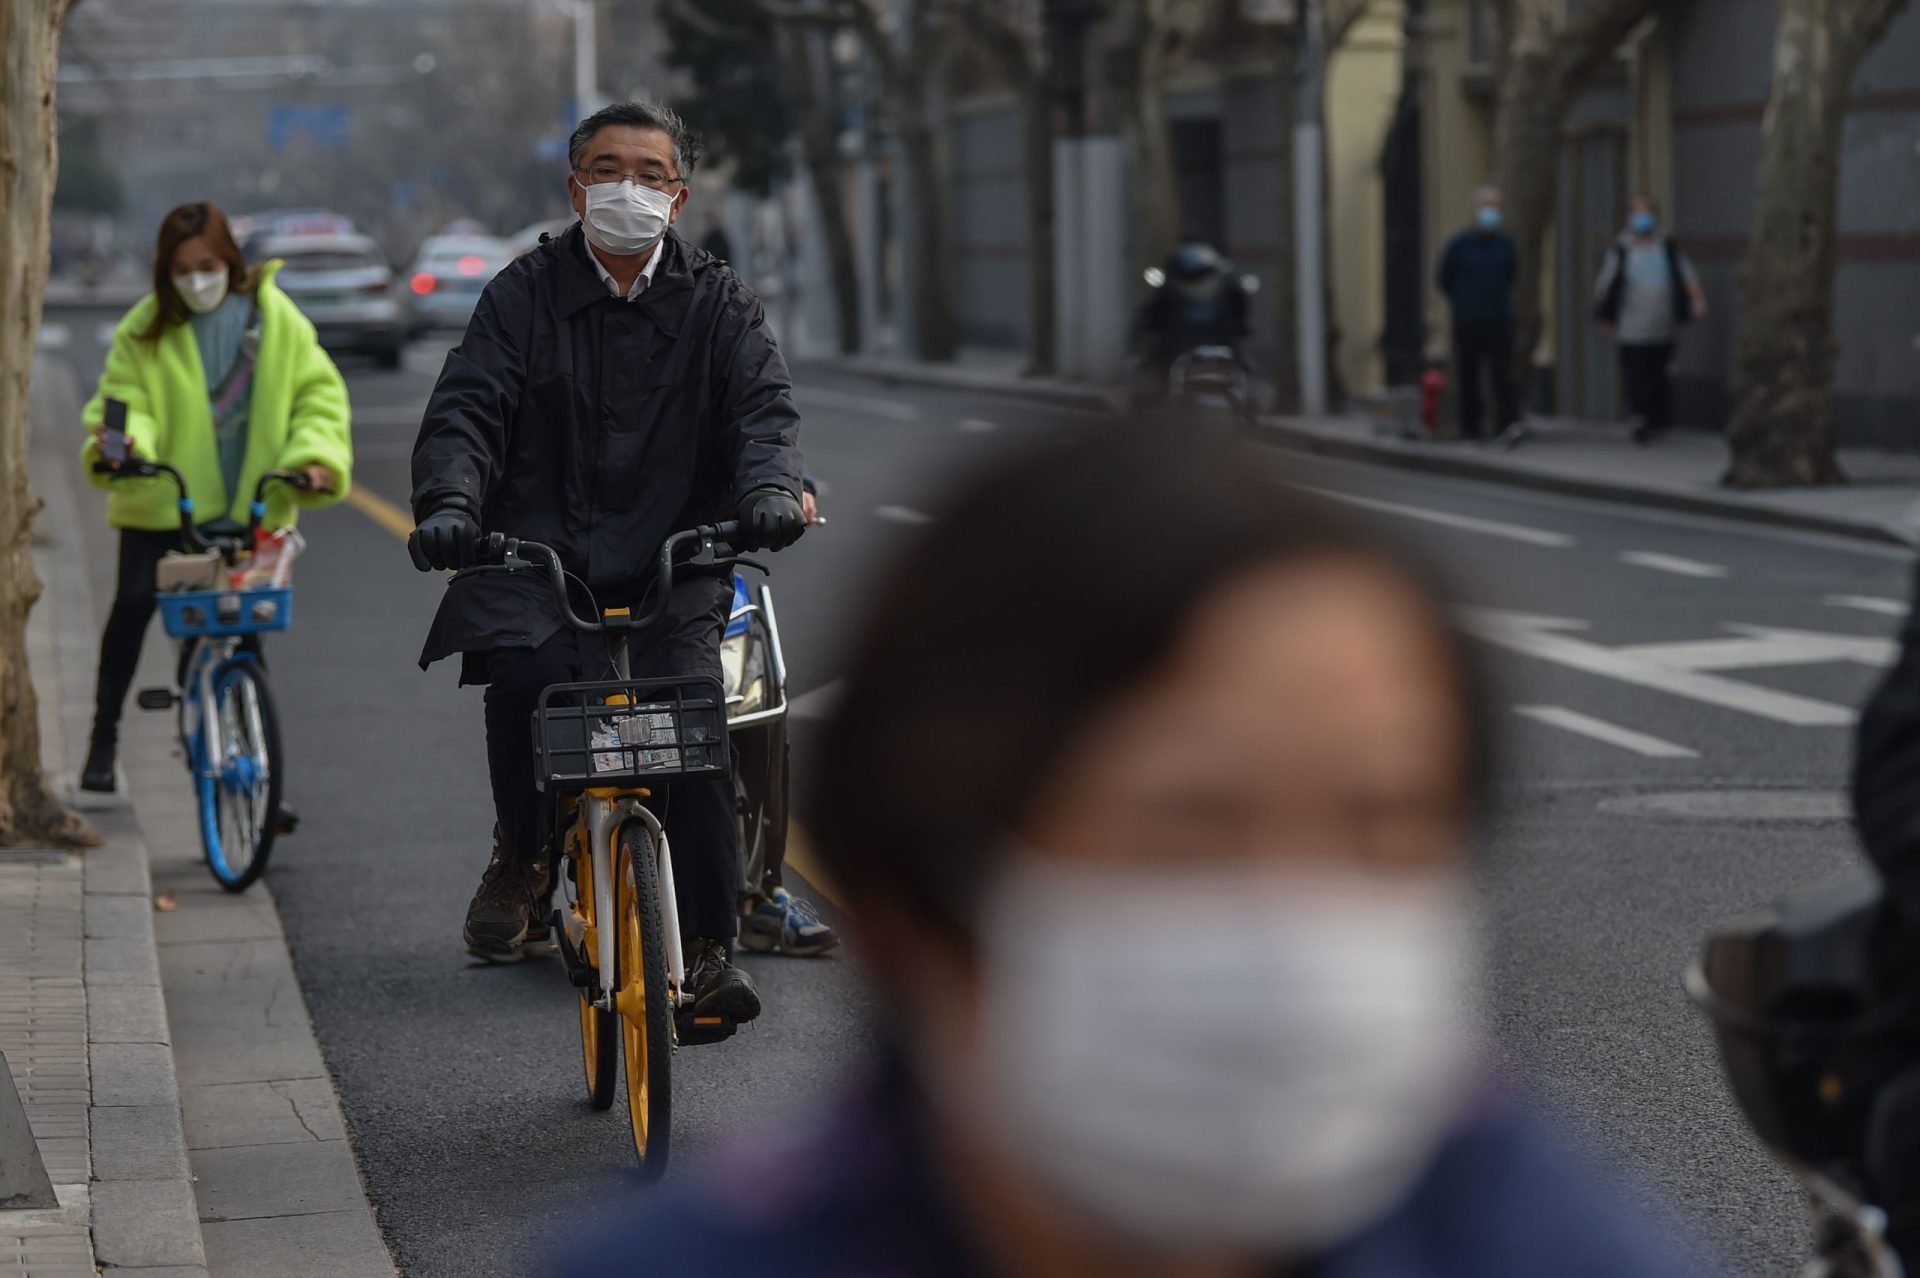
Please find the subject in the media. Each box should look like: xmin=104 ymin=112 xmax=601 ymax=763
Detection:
xmin=93 ymin=459 xmax=314 ymax=554
xmin=475 ymin=521 xmax=752 ymax=636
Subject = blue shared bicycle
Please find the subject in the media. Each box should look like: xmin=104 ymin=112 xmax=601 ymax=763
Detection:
xmin=99 ymin=458 xmax=313 ymax=891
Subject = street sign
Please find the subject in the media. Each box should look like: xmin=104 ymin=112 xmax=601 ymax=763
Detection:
xmin=1461 ymin=610 xmax=1886 ymax=728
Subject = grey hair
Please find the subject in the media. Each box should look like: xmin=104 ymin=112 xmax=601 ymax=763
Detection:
xmin=567 ymin=101 xmax=705 ymax=178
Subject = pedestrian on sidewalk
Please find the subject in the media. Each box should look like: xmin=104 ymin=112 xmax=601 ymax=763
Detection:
xmin=558 ymin=425 xmax=1711 ymax=1278
xmin=1593 ymin=195 xmax=1708 ymax=445
xmin=76 ymin=201 xmax=352 ymax=797
xmin=1437 ymin=186 xmax=1526 ymax=449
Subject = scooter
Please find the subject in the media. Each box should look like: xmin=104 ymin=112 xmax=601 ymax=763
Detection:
xmin=1688 ymin=875 xmax=1920 ymax=1277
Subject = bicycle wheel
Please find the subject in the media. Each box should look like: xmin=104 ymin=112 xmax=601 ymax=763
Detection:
xmin=615 ymin=821 xmax=672 ymax=1176
xmin=572 ymin=843 xmax=617 ymax=1110
xmin=196 ymin=660 xmax=281 ymax=892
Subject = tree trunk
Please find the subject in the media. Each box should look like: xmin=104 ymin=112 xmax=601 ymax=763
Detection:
xmin=1270 ymin=28 xmax=1302 ymax=413
xmin=1487 ymin=44 xmax=1565 ymax=406
xmin=1116 ymin=42 xmax=1181 ymax=268
xmin=776 ymin=25 xmax=863 ymax=354
xmin=0 ymin=0 xmax=93 ymax=849
xmin=898 ymin=107 xmax=959 ymax=361
xmin=1014 ymin=76 xmax=1057 ymax=377
xmin=1723 ymin=0 xmax=1909 ymax=487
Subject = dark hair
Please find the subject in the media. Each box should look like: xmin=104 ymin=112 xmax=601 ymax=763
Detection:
xmin=567 ymin=101 xmax=704 ymax=179
xmin=140 ymin=202 xmax=253 ymax=343
xmin=806 ymin=424 xmax=1494 ymax=933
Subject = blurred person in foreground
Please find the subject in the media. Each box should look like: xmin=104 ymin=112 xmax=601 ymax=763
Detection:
xmin=556 ymin=425 xmax=1706 ymax=1278
xmin=78 ymin=200 xmax=351 ymax=797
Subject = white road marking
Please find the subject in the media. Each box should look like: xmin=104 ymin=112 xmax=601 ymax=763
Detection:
xmin=875 ymin=505 xmax=934 ymax=526
xmin=795 ymin=386 xmax=922 ymax=422
xmin=1461 ymin=608 xmax=1858 ymax=727
xmin=1304 ymin=487 xmax=1575 ymax=548
xmin=1619 ymin=551 xmax=1729 ymax=579
xmin=36 ymin=323 xmax=71 ymax=350
xmin=1616 ymin=624 xmax=1894 ymax=671
xmin=1514 ymin=705 xmax=1700 ymax=759
xmin=958 ymin=417 xmax=1001 ymax=434
xmin=1827 ymin=594 xmax=1908 ymax=617
xmin=787 ymin=680 xmax=847 ymax=721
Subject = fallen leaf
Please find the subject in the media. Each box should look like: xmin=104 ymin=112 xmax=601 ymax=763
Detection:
xmin=153 ymin=891 xmax=178 ymax=912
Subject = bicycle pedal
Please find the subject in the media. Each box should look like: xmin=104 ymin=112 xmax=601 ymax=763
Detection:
xmin=136 ymin=688 xmax=177 ymax=711
xmin=674 ymin=1008 xmax=740 ymax=1046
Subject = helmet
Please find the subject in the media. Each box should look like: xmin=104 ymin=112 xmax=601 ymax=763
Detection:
xmin=1166 ymin=241 xmax=1224 ymax=284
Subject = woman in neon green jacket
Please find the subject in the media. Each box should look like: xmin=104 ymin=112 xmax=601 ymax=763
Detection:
xmin=78 ymin=201 xmax=353 ymax=796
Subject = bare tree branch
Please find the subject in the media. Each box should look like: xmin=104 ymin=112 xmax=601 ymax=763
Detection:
xmin=664 ymin=0 xmax=755 ymax=42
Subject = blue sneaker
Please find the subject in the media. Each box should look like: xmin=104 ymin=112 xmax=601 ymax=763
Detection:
xmin=740 ymin=887 xmax=840 ymax=957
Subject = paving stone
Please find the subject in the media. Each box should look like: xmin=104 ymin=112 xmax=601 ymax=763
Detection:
xmin=91 ymin=1105 xmax=191 ymax=1181
xmin=200 ymin=1210 xmax=390 ymax=1278
xmin=90 ymin=1043 xmax=178 ymax=1108
xmin=179 ymin=1079 xmax=344 ymax=1150
xmin=82 ymin=894 xmax=153 ymax=944
xmin=92 ymin=1178 xmax=205 ymax=1268
xmin=87 ymin=987 xmax=170 ymax=1046
xmin=191 ymin=1140 xmax=370 ymax=1223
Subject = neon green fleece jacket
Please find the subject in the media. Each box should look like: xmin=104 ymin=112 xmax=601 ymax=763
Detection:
xmin=81 ymin=261 xmax=354 ymax=531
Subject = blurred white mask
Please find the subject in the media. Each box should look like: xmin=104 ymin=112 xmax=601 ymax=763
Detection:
xmin=174 ymin=270 xmax=229 ymax=314
xmin=957 ymin=855 xmax=1481 ymax=1256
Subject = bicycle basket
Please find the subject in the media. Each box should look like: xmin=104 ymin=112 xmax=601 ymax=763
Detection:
xmin=532 ymin=675 xmax=729 ymax=792
xmin=156 ymin=586 xmax=294 ymax=639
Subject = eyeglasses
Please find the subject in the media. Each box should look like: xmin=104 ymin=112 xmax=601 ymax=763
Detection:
xmin=573 ymin=165 xmax=685 ymax=192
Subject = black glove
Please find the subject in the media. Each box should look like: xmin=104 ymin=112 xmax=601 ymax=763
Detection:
xmin=407 ymin=503 xmax=480 ymax=572
xmin=738 ymin=489 xmax=807 ymax=552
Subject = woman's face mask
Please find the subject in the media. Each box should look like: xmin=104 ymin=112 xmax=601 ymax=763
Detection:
xmin=174 ymin=269 xmax=229 ymax=314
xmin=575 ymin=177 xmax=677 ymax=257
xmin=925 ymin=854 xmax=1482 ymax=1256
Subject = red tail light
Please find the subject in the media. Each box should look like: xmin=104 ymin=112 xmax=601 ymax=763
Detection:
xmin=457 ymin=255 xmax=486 ymax=276
xmin=410 ymin=273 xmax=436 ymax=295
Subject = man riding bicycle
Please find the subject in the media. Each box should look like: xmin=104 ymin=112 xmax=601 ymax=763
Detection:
xmin=408 ymin=102 xmax=807 ymax=1024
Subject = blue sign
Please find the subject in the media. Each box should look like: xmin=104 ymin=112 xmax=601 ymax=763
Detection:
xmin=269 ymin=106 xmax=352 ymax=153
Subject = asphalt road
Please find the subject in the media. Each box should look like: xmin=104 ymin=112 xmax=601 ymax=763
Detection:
xmin=43 ymin=309 xmax=1917 ymax=1276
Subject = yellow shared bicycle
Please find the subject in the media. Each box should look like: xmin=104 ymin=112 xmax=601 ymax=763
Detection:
xmin=475 ymin=522 xmax=754 ymax=1176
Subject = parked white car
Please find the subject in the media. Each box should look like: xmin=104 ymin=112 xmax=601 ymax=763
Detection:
xmin=405 ymin=235 xmax=513 ymax=332
xmin=258 ymin=231 xmax=408 ymax=368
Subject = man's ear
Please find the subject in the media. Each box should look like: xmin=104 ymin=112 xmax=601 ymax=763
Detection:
xmin=669 ymin=188 xmax=688 ymax=224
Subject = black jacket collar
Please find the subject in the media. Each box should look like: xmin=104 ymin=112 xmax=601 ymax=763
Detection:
xmin=551 ymin=224 xmax=701 ymax=336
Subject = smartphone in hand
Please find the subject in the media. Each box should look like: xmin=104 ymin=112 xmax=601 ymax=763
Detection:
xmin=100 ymin=398 xmax=130 ymax=466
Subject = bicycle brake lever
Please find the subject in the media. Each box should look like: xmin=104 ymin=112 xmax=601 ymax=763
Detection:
xmin=728 ymin=557 xmax=771 ymax=576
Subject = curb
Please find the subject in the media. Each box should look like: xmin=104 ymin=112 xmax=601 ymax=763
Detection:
xmin=808 ymin=353 xmax=1917 ymax=550
xmin=1252 ymin=418 xmax=1920 ymax=549
xmin=27 ymin=356 xmax=210 ymax=1275
xmin=800 ymin=355 xmax=1118 ymax=413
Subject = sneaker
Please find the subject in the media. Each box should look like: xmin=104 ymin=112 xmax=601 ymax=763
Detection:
xmin=1629 ymin=415 xmax=1653 ymax=446
xmin=683 ymin=940 xmax=761 ymax=1024
xmin=463 ymin=826 xmax=551 ymax=964
xmin=1494 ymin=422 xmax=1532 ymax=452
xmin=740 ymin=887 xmax=840 ymax=957
xmin=80 ymin=734 xmax=117 ymax=795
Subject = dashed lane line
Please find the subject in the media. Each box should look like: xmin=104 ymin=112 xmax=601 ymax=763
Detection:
xmin=794 ymin=386 xmax=922 ymax=422
xmin=1620 ymin=551 xmax=1729 ymax=579
xmin=1300 ymin=486 xmax=1575 ymax=548
xmin=958 ymin=417 xmax=1001 ymax=434
xmin=1514 ymin=705 xmax=1700 ymax=759
xmin=1828 ymin=594 xmax=1908 ymax=617
xmin=875 ymin=505 xmax=934 ymax=526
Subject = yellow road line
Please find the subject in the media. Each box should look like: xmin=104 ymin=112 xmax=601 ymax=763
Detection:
xmin=345 ymin=484 xmax=414 ymax=540
xmin=344 ymin=476 xmax=846 ymax=915
xmin=782 ymin=821 xmax=844 ymax=912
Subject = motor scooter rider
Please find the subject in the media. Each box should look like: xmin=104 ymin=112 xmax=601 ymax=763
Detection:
xmin=1129 ymin=241 xmax=1253 ymax=404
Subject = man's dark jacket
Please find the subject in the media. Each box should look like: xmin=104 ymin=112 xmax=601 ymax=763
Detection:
xmin=411 ymin=225 xmax=803 ymax=678
xmin=1437 ymin=229 xmax=1517 ymax=325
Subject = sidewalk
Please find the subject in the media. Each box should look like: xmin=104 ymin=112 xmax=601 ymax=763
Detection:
xmin=808 ymin=350 xmax=1920 ymax=547
xmin=11 ymin=355 xmax=394 ymax=1277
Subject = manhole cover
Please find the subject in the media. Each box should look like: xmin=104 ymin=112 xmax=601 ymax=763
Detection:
xmin=1598 ymin=789 xmax=1849 ymax=822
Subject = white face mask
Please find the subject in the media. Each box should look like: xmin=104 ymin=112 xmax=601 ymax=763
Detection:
xmin=174 ymin=269 xmax=229 ymax=314
xmin=945 ymin=855 xmax=1481 ymax=1257
xmin=575 ymin=178 xmax=676 ymax=257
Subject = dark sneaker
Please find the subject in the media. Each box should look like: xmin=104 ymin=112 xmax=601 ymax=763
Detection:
xmin=683 ymin=940 xmax=761 ymax=1024
xmin=522 ymin=877 xmax=558 ymax=956
xmin=80 ymin=735 xmax=117 ymax=795
xmin=740 ymin=887 xmax=840 ymax=957
xmin=463 ymin=826 xmax=550 ymax=964
xmin=1630 ymin=415 xmax=1654 ymax=446
xmin=274 ymin=803 xmax=300 ymax=836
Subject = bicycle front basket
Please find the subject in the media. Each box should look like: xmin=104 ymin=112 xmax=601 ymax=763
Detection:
xmin=155 ymin=586 xmax=294 ymax=639
xmin=532 ymin=675 xmax=729 ymax=792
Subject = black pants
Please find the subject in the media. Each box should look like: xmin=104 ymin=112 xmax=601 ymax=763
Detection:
xmin=1451 ymin=319 xmax=1519 ymax=439
xmin=483 ymin=576 xmax=739 ymax=942
xmin=1619 ymin=341 xmax=1674 ymax=432
xmin=90 ymin=529 xmax=180 ymax=749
